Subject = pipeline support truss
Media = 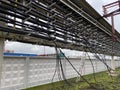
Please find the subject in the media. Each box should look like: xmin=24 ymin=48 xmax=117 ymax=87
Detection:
xmin=0 ymin=0 xmax=120 ymax=56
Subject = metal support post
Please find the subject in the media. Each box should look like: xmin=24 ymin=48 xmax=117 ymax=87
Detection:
xmin=24 ymin=57 xmax=29 ymax=88
xmin=111 ymin=55 xmax=115 ymax=70
xmin=82 ymin=52 xmax=86 ymax=75
xmin=95 ymin=58 xmax=98 ymax=72
xmin=0 ymin=38 xmax=4 ymax=88
xmin=111 ymin=15 xmax=115 ymax=41
xmin=76 ymin=52 xmax=85 ymax=82
xmin=62 ymin=58 xmax=66 ymax=78
xmin=109 ymin=55 xmax=118 ymax=76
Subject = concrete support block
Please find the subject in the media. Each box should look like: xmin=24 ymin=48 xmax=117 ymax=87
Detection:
xmin=0 ymin=38 xmax=4 ymax=89
xmin=109 ymin=56 xmax=118 ymax=76
xmin=24 ymin=57 xmax=29 ymax=88
xmin=111 ymin=56 xmax=115 ymax=70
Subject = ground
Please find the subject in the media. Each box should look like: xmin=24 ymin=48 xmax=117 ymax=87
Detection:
xmin=23 ymin=68 xmax=120 ymax=90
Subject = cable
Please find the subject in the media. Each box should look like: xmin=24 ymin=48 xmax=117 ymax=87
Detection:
xmin=86 ymin=45 xmax=113 ymax=79
xmin=51 ymin=33 xmax=113 ymax=89
xmin=52 ymin=45 xmax=72 ymax=89
xmin=58 ymin=48 xmax=94 ymax=88
xmin=53 ymin=39 xmax=110 ymax=89
xmin=79 ymin=35 xmax=113 ymax=80
xmin=84 ymin=50 xmax=97 ymax=83
xmin=52 ymin=42 xmax=96 ymax=89
xmin=81 ymin=36 xmax=112 ymax=74
xmin=76 ymin=57 xmax=85 ymax=82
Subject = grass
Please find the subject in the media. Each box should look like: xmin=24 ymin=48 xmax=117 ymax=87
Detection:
xmin=23 ymin=68 xmax=120 ymax=90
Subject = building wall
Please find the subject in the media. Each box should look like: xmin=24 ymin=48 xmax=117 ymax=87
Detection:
xmin=1 ymin=56 xmax=120 ymax=90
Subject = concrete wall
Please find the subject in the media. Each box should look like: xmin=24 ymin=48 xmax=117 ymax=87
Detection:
xmin=0 ymin=56 xmax=120 ymax=90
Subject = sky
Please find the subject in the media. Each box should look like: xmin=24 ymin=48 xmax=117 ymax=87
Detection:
xmin=5 ymin=0 xmax=120 ymax=56
xmin=86 ymin=0 xmax=120 ymax=31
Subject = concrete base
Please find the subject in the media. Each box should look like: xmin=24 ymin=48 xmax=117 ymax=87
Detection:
xmin=76 ymin=76 xmax=81 ymax=82
xmin=108 ymin=70 xmax=118 ymax=76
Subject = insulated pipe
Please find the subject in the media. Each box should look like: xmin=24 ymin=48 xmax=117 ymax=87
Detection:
xmin=0 ymin=14 xmax=79 ymax=41
xmin=0 ymin=0 xmax=84 ymax=32
xmin=0 ymin=1 xmax=69 ymax=31
xmin=0 ymin=0 xmax=119 ymax=55
xmin=0 ymin=2 xmax=82 ymax=38
xmin=0 ymin=0 xmax=101 ymax=40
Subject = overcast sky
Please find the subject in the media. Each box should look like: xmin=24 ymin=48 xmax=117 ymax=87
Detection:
xmin=5 ymin=0 xmax=120 ymax=56
xmin=86 ymin=0 xmax=120 ymax=31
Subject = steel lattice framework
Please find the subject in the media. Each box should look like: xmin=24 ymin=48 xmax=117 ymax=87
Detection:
xmin=0 ymin=0 xmax=120 ymax=56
